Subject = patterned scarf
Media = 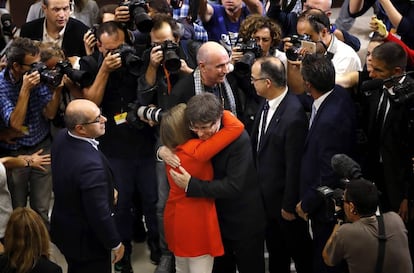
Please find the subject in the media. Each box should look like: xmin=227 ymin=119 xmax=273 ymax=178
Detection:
xmin=193 ymin=67 xmax=237 ymax=115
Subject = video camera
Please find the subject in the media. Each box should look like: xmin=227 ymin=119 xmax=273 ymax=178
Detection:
xmin=111 ymin=43 xmax=142 ymax=76
xmin=127 ymin=102 xmax=165 ymax=129
xmin=119 ymin=0 xmax=153 ymax=33
xmin=285 ymin=34 xmax=315 ymax=61
xmin=316 ymin=154 xmax=363 ymax=222
xmin=156 ymin=40 xmax=181 ymax=73
xmin=29 ymin=62 xmax=63 ymax=88
xmin=361 ymin=72 xmax=414 ymax=104
xmin=234 ymin=39 xmax=262 ymax=76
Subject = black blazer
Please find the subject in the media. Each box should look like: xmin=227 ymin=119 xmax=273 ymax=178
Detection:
xmin=0 ymin=255 xmax=62 ymax=273
xmin=51 ymin=129 xmax=120 ymax=262
xmin=363 ymin=76 xmax=414 ymax=211
xmin=20 ymin=17 xmax=89 ymax=57
xmin=251 ymin=92 xmax=308 ymax=216
xmin=186 ymin=131 xmax=266 ymax=240
xmin=299 ymin=86 xmax=356 ymax=220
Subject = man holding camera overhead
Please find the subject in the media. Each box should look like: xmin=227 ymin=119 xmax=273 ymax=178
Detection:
xmin=136 ymin=13 xmax=199 ymax=273
xmin=81 ymin=21 xmax=158 ymax=273
xmin=0 ymin=37 xmax=61 ymax=226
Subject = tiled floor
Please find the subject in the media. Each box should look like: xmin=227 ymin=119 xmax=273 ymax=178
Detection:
xmin=49 ymin=7 xmax=374 ymax=273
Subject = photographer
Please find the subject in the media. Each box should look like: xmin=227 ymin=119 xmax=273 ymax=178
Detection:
xmin=323 ymin=178 xmax=412 ymax=273
xmin=284 ymin=8 xmax=361 ymax=94
xmin=80 ymin=21 xmax=158 ymax=273
xmin=0 ymin=37 xmax=61 ymax=226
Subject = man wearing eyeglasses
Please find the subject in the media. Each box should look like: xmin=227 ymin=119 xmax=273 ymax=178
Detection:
xmin=20 ymin=0 xmax=88 ymax=58
xmin=80 ymin=20 xmax=159 ymax=273
xmin=51 ymin=99 xmax=125 ymax=273
xmin=0 ymin=37 xmax=61 ymax=226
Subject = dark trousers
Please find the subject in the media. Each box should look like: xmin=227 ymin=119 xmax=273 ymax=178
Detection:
xmin=266 ymin=215 xmax=313 ymax=273
xmin=108 ymin=156 xmax=158 ymax=255
xmin=67 ymin=254 xmax=111 ymax=273
xmin=213 ymin=232 xmax=265 ymax=273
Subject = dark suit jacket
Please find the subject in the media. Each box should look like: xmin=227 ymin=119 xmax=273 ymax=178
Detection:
xmin=300 ymin=86 xmax=356 ymax=220
xmin=51 ymin=129 xmax=120 ymax=262
xmin=0 ymin=255 xmax=62 ymax=273
xmin=363 ymin=76 xmax=414 ymax=211
xmin=186 ymin=131 xmax=266 ymax=240
xmin=251 ymin=92 xmax=308 ymax=216
xmin=20 ymin=17 xmax=88 ymax=57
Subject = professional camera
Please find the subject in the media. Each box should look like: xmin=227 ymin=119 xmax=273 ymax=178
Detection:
xmin=159 ymin=40 xmax=181 ymax=73
xmin=234 ymin=39 xmax=262 ymax=76
xmin=89 ymin=23 xmax=99 ymax=37
xmin=285 ymin=34 xmax=314 ymax=61
xmin=316 ymin=154 xmax=363 ymax=222
xmin=120 ymin=0 xmax=153 ymax=33
xmin=111 ymin=44 xmax=142 ymax=76
xmin=55 ymin=60 xmax=93 ymax=87
xmin=29 ymin=62 xmax=63 ymax=88
xmin=1 ymin=14 xmax=18 ymax=38
xmin=126 ymin=102 xmax=165 ymax=129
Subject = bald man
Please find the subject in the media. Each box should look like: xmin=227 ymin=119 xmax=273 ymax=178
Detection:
xmin=51 ymin=99 xmax=124 ymax=273
xmin=168 ymin=41 xmax=238 ymax=114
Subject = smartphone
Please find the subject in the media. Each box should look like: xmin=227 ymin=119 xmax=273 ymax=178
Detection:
xmin=301 ymin=40 xmax=316 ymax=54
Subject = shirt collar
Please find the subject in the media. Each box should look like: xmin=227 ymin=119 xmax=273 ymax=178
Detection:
xmin=43 ymin=19 xmax=66 ymax=46
xmin=268 ymin=87 xmax=288 ymax=110
xmin=313 ymin=89 xmax=333 ymax=112
xmin=68 ymin=130 xmax=100 ymax=150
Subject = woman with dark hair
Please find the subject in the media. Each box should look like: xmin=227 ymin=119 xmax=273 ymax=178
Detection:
xmin=0 ymin=207 xmax=62 ymax=273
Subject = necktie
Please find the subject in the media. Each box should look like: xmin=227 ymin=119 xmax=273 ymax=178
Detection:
xmin=258 ymin=101 xmax=269 ymax=149
xmin=309 ymin=104 xmax=316 ymax=128
xmin=376 ymin=89 xmax=388 ymax=134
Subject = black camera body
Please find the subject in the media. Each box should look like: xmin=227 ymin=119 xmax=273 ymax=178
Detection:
xmin=234 ymin=39 xmax=262 ymax=76
xmin=29 ymin=62 xmax=62 ymax=88
xmin=55 ymin=60 xmax=93 ymax=87
xmin=316 ymin=185 xmax=346 ymax=222
xmin=126 ymin=102 xmax=164 ymax=129
xmin=285 ymin=34 xmax=312 ymax=61
xmin=120 ymin=0 xmax=153 ymax=33
xmin=112 ymin=44 xmax=142 ymax=76
xmin=158 ymin=40 xmax=181 ymax=73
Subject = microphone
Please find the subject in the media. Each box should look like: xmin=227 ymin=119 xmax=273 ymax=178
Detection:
xmin=331 ymin=154 xmax=362 ymax=180
xmin=1 ymin=14 xmax=17 ymax=38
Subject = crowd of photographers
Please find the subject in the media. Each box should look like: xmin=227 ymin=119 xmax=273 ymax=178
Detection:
xmin=0 ymin=0 xmax=414 ymax=272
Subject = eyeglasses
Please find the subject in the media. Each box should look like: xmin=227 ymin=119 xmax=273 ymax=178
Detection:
xmin=81 ymin=114 xmax=104 ymax=125
xmin=20 ymin=62 xmax=37 ymax=68
xmin=189 ymin=121 xmax=216 ymax=133
xmin=251 ymin=76 xmax=267 ymax=83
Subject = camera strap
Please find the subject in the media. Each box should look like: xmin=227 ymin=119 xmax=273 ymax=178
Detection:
xmin=375 ymin=214 xmax=386 ymax=273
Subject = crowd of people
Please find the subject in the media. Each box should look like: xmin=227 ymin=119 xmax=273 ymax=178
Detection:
xmin=0 ymin=0 xmax=413 ymax=273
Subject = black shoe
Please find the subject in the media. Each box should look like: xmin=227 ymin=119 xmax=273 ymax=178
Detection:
xmin=114 ymin=255 xmax=133 ymax=273
xmin=154 ymin=255 xmax=175 ymax=273
xmin=147 ymin=239 xmax=161 ymax=265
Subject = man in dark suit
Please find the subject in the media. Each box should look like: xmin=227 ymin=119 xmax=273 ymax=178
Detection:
xmin=362 ymin=42 xmax=413 ymax=220
xmin=51 ymin=99 xmax=124 ymax=273
xmin=169 ymin=93 xmax=266 ymax=273
xmin=250 ymin=56 xmax=313 ymax=273
xmin=20 ymin=0 xmax=88 ymax=58
xmin=295 ymin=54 xmax=356 ymax=273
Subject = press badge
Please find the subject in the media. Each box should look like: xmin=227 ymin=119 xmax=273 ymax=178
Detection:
xmin=114 ymin=112 xmax=127 ymax=125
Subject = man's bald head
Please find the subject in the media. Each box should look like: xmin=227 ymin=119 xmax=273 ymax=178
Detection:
xmin=64 ymin=99 xmax=100 ymax=131
xmin=197 ymin=42 xmax=229 ymax=64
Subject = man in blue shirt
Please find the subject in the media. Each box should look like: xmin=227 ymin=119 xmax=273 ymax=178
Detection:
xmin=0 ymin=37 xmax=61 ymax=226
